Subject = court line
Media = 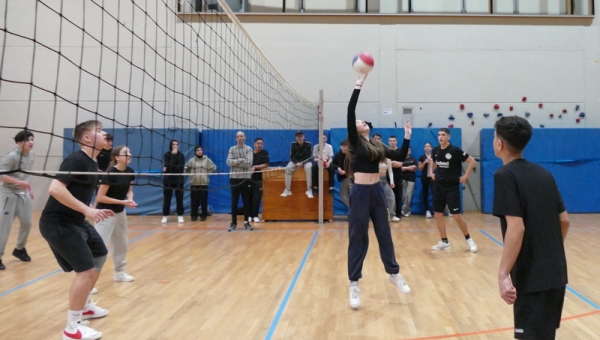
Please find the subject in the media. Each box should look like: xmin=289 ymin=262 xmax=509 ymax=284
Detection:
xmin=480 ymin=229 xmax=600 ymax=310
xmin=0 ymin=231 xmax=154 ymax=298
xmin=399 ymin=310 xmax=600 ymax=340
xmin=264 ymin=230 xmax=319 ymax=340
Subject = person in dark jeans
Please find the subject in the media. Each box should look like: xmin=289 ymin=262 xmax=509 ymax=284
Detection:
xmin=249 ymin=138 xmax=269 ymax=223
xmin=162 ymin=140 xmax=185 ymax=224
xmin=185 ymin=146 xmax=216 ymax=222
xmin=226 ymin=131 xmax=253 ymax=231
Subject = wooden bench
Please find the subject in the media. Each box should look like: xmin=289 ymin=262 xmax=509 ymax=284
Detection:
xmin=262 ymin=167 xmax=333 ymax=222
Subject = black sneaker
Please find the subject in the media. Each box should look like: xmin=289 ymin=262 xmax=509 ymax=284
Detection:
xmin=200 ymin=216 xmax=207 ymax=221
xmin=191 ymin=216 xmax=198 ymax=222
xmin=329 ymin=188 xmax=334 ymax=197
xmin=228 ymin=224 xmax=237 ymax=232
xmin=0 ymin=260 xmax=5 ymax=270
xmin=13 ymin=248 xmax=31 ymax=262
xmin=244 ymin=222 xmax=253 ymax=231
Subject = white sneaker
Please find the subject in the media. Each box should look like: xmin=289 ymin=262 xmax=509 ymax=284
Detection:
xmin=252 ymin=217 xmax=260 ymax=223
xmin=390 ymin=216 xmax=401 ymax=222
xmin=82 ymin=300 xmax=108 ymax=320
xmin=63 ymin=320 xmax=102 ymax=340
xmin=248 ymin=217 xmax=252 ymax=223
xmin=177 ymin=216 xmax=184 ymax=223
xmin=90 ymin=287 xmax=98 ymax=295
xmin=161 ymin=216 xmax=167 ymax=223
xmin=349 ymin=281 xmax=360 ymax=308
xmin=403 ymin=212 xmax=411 ymax=217
xmin=467 ymin=238 xmax=478 ymax=253
xmin=113 ymin=271 xmax=135 ymax=282
xmin=389 ymin=273 xmax=411 ymax=294
xmin=280 ymin=189 xmax=292 ymax=197
xmin=425 ymin=210 xmax=432 ymax=218
xmin=306 ymin=189 xmax=314 ymax=199
xmin=431 ymin=241 xmax=451 ymax=251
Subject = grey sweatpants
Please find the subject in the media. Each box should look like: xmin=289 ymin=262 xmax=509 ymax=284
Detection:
xmin=95 ymin=211 xmax=129 ymax=272
xmin=284 ymin=161 xmax=312 ymax=191
xmin=402 ymin=180 xmax=415 ymax=215
xmin=0 ymin=192 xmax=32 ymax=260
xmin=339 ymin=178 xmax=352 ymax=208
xmin=379 ymin=176 xmax=396 ymax=219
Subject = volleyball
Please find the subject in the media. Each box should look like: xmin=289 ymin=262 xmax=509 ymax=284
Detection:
xmin=352 ymin=52 xmax=374 ymax=74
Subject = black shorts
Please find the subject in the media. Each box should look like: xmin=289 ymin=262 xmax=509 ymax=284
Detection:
xmin=432 ymin=182 xmax=461 ymax=213
xmin=39 ymin=215 xmax=108 ymax=273
xmin=513 ymin=286 xmax=566 ymax=339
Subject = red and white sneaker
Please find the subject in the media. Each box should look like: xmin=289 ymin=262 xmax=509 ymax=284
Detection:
xmin=82 ymin=300 xmax=108 ymax=320
xmin=62 ymin=320 xmax=102 ymax=340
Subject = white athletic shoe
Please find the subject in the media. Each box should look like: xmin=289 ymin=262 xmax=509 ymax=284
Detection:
xmin=113 ymin=271 xmax=135 ymax=282
xmin=390 ymin=216 xmax=401 ymax=222
xmin=306 ymin=189 xmax=314 ymax=199
xmin=161 ymin=216 xmax=168 ymax=223
xmin=467 ymin=238 xmax=478 ymax=253
xmin=90 ymin=287 xmax=98 ymax=295
xmin=389 ymin=273 xmax=411 ymax=294
xmin=252 ymin=217 xmax=260 ymax=223
xmin=63 ymin=320 xmax=102 ymax=340
xmin=431 ymin=241 xmax=451 ymax=251
xmin=349 ymin=281 xmax=361 ymax=309
xmin=82 ymin=300 xmax=108 ymax=320
xmin=177 ymin=216 xmax=184 ymax=223
xmin=403 ymin=212 xmax=411 ymax=217
xmin=425 ymin=210 xmax=432 ymax=218
xmin=280 ymin=189 xmax=292 ymax=197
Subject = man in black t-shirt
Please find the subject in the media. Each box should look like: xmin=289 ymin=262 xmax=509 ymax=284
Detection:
xmin=492 ymin=116 xmax=570 ymax=340
xmin=39 ymin=120 xmax=115 ymax=340
xmin=332 ymin=140 xmax=351 ymax=209
xmin=249 ymin=137 xmax=269 ymax=223
xmin=388 ymin=136 xmax=404 ymax=218
xmin=429 ymin=128 xmax=477 ymax=252
xmin=400 ymin=147 xmax=417 ymax=217
xmin=96 ymin=133 xmax=113 ymax=172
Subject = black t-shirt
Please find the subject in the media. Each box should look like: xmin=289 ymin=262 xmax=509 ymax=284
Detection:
xmin=251 ymin=150 xmax=269 ymax=181
xmin=432 ymin=144 xmax=469 ymax=184
xmin=388 ymin=148 xmax=405 ymax=183
xmin=97 ymin=148 xmax=112 ymax=172
xmin=418 ymin=154 xmax=433 ymax=180
xmin=402 ymin=156 xmax=417 ymax=182
xmin=493 ymin=159 xmax=567 ymax=293
xmin=96 ymin=166 xmax=135 ymax=213
xmin=42 ymin=150 xmax=99 ymax=224
xmin=332 ymin=150 xmax=347 ymax=182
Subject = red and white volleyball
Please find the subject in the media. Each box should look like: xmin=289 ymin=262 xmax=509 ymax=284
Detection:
xmin=352 ymin=52 xmax=374 ymax=74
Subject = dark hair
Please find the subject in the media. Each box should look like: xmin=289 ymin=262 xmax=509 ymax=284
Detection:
xmin=169 ymin=139 xmax=179 ymax=152
xmin=73 ymin=120 xmax=101 ymax=143
xmin=105 ymin=133 xmax=114 ymax=141
xmin=195 ymin=145 xmax=203 ymax=152
xmin=340 ymin=140 xmax=348 ymax=146
xmin=494 ymin=116 xmax=532 ymax=152
xmin=373 ymin=133 xmax=382 ymax=138
xmin=108 ymin=145 xmax=128 ymax=169
xmin=424 ymin=142 xmax=432 ymax=147
xmin=345 ymin=137 xmax=386 ymax=178
xmin=14 ymin=130 xmax=34 ymax=143
xmin=254 ymin=137 xmax=263 ymax=143
xmin=388 ymin=135 xmax=397 ymax=140
xmin=438 ymin=128 xmax=450 ymax=135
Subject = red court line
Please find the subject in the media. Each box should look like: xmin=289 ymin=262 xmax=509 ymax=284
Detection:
xmin=399 ymin=310 xmax=600 ymax=340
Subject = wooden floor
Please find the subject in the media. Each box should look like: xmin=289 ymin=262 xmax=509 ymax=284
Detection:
xmin=1 ymin=212 xmax=599 ymax=339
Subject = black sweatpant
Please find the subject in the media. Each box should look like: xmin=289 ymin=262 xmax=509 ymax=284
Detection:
xmin=163 ymin=183 xmax=184 ymax=216
xmin=249 ymin=181 xmax=263 ymax=218
xmin=311 ymin=163 xmax=335 ymax=190
xmin=348 ymin=182 xmax=400 ymax=282
xmin=190 ymin=185 xmax=208 ymax=218
xmin=392 ymin=170 xmax=402 ymax=217
xmin=421 ymin=176 xmax=433 ymax=212
xmin=230 ymin=178 xmax=251 ymax=224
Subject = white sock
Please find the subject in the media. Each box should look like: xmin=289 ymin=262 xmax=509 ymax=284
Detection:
xmin=66 ymin=310 xmax=83 ymax=330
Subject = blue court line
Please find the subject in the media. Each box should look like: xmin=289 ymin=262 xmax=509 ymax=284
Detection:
xmin=0 ymin=230 xmax=154 ymax=298
xmin=264 ymin=231 xmax=319 ymax=340
xmin=480 ymin=229 xmax=600 ymax=310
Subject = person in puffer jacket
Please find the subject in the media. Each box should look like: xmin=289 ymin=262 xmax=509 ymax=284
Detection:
xmin=185 ymin=146 xmax=216 ymax=221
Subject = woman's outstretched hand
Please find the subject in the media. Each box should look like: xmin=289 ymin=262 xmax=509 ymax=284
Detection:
xmin=355 ymin=73 xmax=368 ymax=88
xmin=404 ymin=120 xmax=412 ymax=139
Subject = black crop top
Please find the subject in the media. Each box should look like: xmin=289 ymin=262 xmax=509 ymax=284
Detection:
xmin=347 ymin=89 xmax=409 ymax=174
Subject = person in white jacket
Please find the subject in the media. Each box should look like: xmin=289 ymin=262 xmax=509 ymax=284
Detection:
xmin=185 ymin=146 xmax=216 ymax=222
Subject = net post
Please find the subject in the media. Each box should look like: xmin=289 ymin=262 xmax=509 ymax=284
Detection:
xmin=318 ymin=90 xmax=324 ymax=225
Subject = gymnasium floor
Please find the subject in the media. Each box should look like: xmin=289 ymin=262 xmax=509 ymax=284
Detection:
xmin=0 ymin=212 xmax=598 ymax=339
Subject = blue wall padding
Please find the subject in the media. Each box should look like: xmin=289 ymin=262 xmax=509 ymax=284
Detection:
xmin=329 ymin=128 xmax=462 ymax=215
xmin=64 ymin=128 xmax=200 ymax=216
xmin=480 ymin=128 xmax=600 ymax=214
